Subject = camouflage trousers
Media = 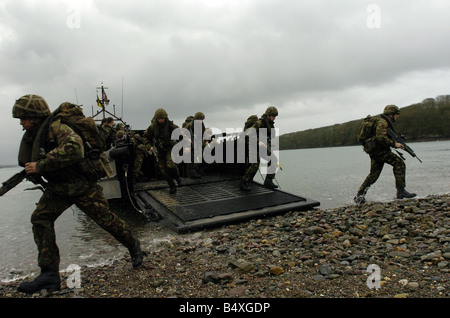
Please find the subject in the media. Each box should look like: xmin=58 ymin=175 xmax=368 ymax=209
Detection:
xmin=242 ymin=160 xmax=275 ymax=183
xmin=241 ymin=147 xmax=277 ymax=183
xmin=156 ymin=150 xmax=180 ymax=185
xmin=31 ymin=184 xmax=135 ymax=272
xmin=133 ymin=151 xmax=145 ymax=178
xmin=358 ymin=150 xmax=406 ymax=194
xmin=186 ymin=145 xmax=203 ymax=177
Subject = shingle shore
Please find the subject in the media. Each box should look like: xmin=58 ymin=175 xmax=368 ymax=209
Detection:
xmin=1 ymin=194 xmax=448 ymax=298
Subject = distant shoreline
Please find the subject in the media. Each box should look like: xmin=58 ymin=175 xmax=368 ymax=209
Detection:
xmin=280 ymin=137 xmax=450 ymax=151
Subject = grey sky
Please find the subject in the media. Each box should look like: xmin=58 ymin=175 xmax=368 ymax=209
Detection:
xmin=1 ymin=0 xmax=450 ymax=164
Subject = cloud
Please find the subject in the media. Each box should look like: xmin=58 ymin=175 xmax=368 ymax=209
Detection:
xmin=1 ymin=0 xmax=450 ymax=164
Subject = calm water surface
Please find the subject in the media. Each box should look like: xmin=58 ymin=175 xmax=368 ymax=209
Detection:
xmin=0 ymin=141 xmax=448 ymax=282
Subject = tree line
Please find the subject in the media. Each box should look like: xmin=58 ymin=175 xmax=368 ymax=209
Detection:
xmin=280 ymin=95 xmax=450 ymax=150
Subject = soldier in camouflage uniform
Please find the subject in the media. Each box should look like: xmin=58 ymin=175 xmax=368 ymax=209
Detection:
xmin=240 ymin=106 xmax=279 ymax=191
xmin=143 ymin=108 xmax=181 ymax=194
xmin=184 ymin=112 xmax=207 ymax=179
xmin=354 ymin=105 xmax=416 ymax=204
xmin=12 ymin=95 xmax=143 ymax=294
xmin=128 ymin=131 xmax=151 ymax=181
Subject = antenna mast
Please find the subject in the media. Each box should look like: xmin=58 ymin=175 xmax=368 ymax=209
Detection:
xmin=91 ymin=81 xmax=126 ymax=125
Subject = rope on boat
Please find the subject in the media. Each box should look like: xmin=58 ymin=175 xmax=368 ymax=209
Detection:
xmin=123 ymin=163 xmax=144 ymax=214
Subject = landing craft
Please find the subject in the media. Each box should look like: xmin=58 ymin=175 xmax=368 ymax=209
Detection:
xmin=92 ymin=83 xmax=320 ymax=233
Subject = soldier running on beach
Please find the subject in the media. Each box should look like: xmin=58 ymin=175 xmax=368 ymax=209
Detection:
xmin=12 ymin=94 xmax=143 ymax=294
xmin=354 ymin=105 xmax=417 ymax=203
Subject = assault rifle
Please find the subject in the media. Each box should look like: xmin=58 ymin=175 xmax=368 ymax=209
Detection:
xmin=0 ymin=169 xmax=27 ymax=196
xmin=150 ymin=139 xmax=160 ymax=163
xmin=0 ymin=169 xmax=48 ymax=196
xmin=387 ymin=128 xmax=422 ymax=163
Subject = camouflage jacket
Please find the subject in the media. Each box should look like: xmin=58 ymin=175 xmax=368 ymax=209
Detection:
xmin=253 ymin=114 xmax=275 ymax=131
xmin=143 ymin=119 xmax=179 ymax=152
xmin=245 ymin=114 xmax=276 ymax=152
xmin=19 ymin=117 xmax=93 ymax=196
xmin=184 ymin=120 xmax=208 ymax=147
xmin=373 ymin=115 xmax=396 ymax=151
xmin=252 ymin=114 xmax=275 ymax=142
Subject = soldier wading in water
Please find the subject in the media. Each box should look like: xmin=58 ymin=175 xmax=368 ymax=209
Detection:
xmin=12 ymin=94 xmax=143 ymax=294
xmin=354 ymin=105 xmax=416 ymax=204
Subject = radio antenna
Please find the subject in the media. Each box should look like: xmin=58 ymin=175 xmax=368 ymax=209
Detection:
xmin=75 ymin=88 xmax=79 ymax=104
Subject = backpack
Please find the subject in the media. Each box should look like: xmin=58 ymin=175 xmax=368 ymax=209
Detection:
xmin=244 ymin=115 xmax=258 ymax=131
xmin=358 ymin=115 xmax=378 ymax=153
xmin=50 ymin=102 xmax=113 ymax=179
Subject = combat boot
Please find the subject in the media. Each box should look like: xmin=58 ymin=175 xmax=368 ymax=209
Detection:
xmin=17 ymin=271 xmax=60 ymax=294
xmin=397 ymin=188 xmax=416 ymax=199
xmin=353 ymin=194 xmax=366 ymax=204
xmin=188 ymin=164 xmax=201 ymax=179
xmin=168 ymin=179 xmax=177 ymax=194
xmin=128 ymin=238 xmax=143 ymax=268
xmin=239 ymin=181 xmax=251 ymax=192
xmin=190 ymin=171 xmax=201 ymax=179
xmin=353 ymin=189 xmax=367 ymax=204
xmin=353 ymin=187 xmax=369 ymax=204
xmin=263 ymin=177 xmax=278 ymax=189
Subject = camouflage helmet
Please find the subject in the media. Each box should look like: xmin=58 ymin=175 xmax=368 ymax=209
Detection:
xmin=12 ymin=94 xmax=51 ymax=118
xmin=154 ymin=108 xmax=168 ymax=119
xmin=194 ymin=112 xmax=205 ymax=120
xmin=265 ymin=106 xmax=278 ymax=117
xmin=383 ymin=105 xmax=400 ymax=115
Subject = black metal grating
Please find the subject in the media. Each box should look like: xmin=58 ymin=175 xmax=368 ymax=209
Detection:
xmin=146 ymin=180 xmax=306 ymax=222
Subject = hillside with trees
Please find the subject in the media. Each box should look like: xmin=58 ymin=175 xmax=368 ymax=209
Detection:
xmin=280 ymin=95 xmax=450 ymax=150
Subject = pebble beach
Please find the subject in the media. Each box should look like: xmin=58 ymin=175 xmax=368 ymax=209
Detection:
xmin=1 ymin=194 xmax=448 ymax=299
